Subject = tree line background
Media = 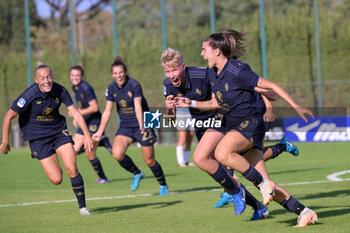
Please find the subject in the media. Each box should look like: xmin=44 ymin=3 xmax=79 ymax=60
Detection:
xmin=1 ymin=0 xmax=350 ymax=145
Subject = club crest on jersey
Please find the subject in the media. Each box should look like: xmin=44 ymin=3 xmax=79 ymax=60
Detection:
xmin=211 ymin=82 xmax=215 ymax=86
xmin=127 ymin=91 xmax=132 ymax=98
xmin=17 ymin=98 xmax=26 ymax=108
xmin=80 ymin=94 xmax=84 ymax=99
xmin=195 ymin=88 xmax=202 ymax=96
xmin=36 ymin=100 xmax=42 ymax=105
xmin=119 ymin=99 xmax=127 ymax=107
xmin=55 ymin=97 xmax=60 ymax=104
xmin=225 ymin=83 xmax=229 ymax=92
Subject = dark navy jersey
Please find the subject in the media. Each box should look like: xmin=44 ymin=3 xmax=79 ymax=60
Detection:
xmin=163 ymin=67 xmax=218 ymax=120
xmin=209 ymin=59 xmax=264 ymax=118
xmin=105 ymin=77 xmax=149 ymax=128
xmin=11 ymin=82 xmax=74 ymax=141
xmin=72 ymin=80 xmax=102 ymax=123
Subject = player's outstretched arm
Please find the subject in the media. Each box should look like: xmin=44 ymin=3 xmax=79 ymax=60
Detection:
xmin=68 ymin=105 xmax=93 ymax=153
xmin=0 ymin=109 xmax=18 ymax=155
xmin=175 ymin=93 xmax=220 ymax=111
xmin=93 ymin=101 xmax=113 ymax=141
xmin=257 ymin=77 xmax=315 ymax=122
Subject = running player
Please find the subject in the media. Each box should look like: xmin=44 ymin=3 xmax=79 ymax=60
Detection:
xmin=69 ymin=65 xmax=111 ymax=184
xmin=162 ymin=47 xmax=262 ymax=217
xmin=177 ymin=29 xmax=318 ymax=227
xmin=93 ymin=57 xmax=168 ymax=195
xmin=0 ymin=64 xmax=93 ymax=216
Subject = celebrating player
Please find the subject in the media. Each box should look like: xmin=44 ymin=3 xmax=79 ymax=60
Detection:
xmin=93 ymin=57 xmax=168 ymax=195
xmin=0 ymin=64 xmax=93 ymax=216
xmin=177 ymin=29 xmax=318 ymax=227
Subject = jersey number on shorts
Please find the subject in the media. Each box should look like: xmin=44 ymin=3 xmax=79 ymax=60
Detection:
xmin=142 ymin=129 xmax=153 ymax=141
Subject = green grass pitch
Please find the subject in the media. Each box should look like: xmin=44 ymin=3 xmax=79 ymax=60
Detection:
xmin=1 ymin=142 xmax=350 ymax=233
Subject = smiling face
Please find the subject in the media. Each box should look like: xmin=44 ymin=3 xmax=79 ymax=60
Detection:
xmin=35 ymin=67 xmax=53 ymax=93
xmin=112 ymin=65 xmax=127 ymax=87
xmin=201 ymin=41 xmax=218 ymax=69
xmin=162 ymin=63 xmax=186 ymax=88
xmin=70 ymin=69 xmax=82 ymax=86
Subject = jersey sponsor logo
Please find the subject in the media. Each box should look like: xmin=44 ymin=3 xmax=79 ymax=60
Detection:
xmin=37 ymin=107 xmax=54 ymax=121
xmin=127 ymin=91 xmax=132 ymax=98
xmin=195 ymin=88 xmax=202 ymax=96
xmin=55 ymin=97 xmax=60 ymax=104
xmin=143 ymin=110 xmax=161 ymax=129
xmin=17 ymin=98 xmax=26 ymax=108
xmin=119 ymin=99 xmax=127 ymax=107
xmin=43 ymin=107 xmax=53 ymax=115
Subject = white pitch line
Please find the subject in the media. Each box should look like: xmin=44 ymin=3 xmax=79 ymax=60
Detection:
xmin=1 ymin=172 xmax=349 ymax=208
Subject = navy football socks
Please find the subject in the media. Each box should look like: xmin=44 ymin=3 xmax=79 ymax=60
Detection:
xmin=150 ymin=161 xmax=167 ymax=186
xmin=70 ymin=173 xmax=86 ymax=209
xmin=118 ymin=155 xmax=141 ymax=175
xmin=89 ymin=157 xmax=107 ymax=179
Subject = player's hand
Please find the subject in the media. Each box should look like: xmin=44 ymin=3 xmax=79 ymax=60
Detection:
xmin=260 ymin=89 xmax=279 ymax=102
xmin=295 ymin=106 xmax=315 ymax=122
xmin=174 ymin=97 xmax=191 ymax=108
xmin=165 ymin=95 xmax=176 ymax=109
xmin=92 ymin=131 xmax=102 ymax=142
xmin=139 ymin=126 xmax=145 ymax=134
xmin=83 ymin=135 xmax=94 ymax=153
xmin=0 ymin=142 xmax=11 ymax=155
xmin=263 ymin=108 xmax=275 ymax=122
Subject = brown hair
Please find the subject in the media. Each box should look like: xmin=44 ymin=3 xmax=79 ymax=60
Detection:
xmin=34 ymin=64 xmax=53 ymax=78
xmin=70 ymin=64 xmax=84 ymax=77
xmin=111 ymin=56 xmax=128 ymax=74
xmin=203 ymin=29 xmax=248 ymax=59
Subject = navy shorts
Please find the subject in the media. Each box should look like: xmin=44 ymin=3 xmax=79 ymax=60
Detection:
xmin=226 ymin=116 xmax=265 ymax=150
xmin=29 ymin=129 xmax=74 ymax=160
xmin=195 ymin=126 xmax=227 ymax=141
xmin=116 ymin=127 xmax=157 ymax=146
xmin=264 ymin=121 xmax=271 ymax=132
xmin=76 ymin=118 xmax=101 ymax=135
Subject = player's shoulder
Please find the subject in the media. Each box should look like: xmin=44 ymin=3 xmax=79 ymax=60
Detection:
xmin=21 ymin=83 xmax=41 ymax=101
xmin=227 ymin=60 xmax=250 ymax=75
xmin=80 ymin=80 xmax=93 ymax=90
xmin=186 ymin=66 xmax=209 ymax=79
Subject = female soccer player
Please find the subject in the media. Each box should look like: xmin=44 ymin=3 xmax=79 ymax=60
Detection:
xmin=0 ymin=64 xmax=93 ymax=216
xmin=162 ymin=47 xmax=264 ymax=217
xmin=69 ymin=65 xmax=111 ymax=184
xmin=177 ymin=29 xmax=318 ymax=227
xmin=92 ymin=57 xmax=168 ymax=195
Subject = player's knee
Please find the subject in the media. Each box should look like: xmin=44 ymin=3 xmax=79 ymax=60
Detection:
xmin=50 ymin=176 xmax=63 ymax=185
xmin=144 ymin=158 xmax=155 ymax=167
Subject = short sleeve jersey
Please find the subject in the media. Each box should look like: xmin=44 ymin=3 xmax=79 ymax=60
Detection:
xmin=11 ymin=82 xmax=74 ymax=141
xmin=72 ymin=80 xmax=102 ymax=123
xmin=105 ymin=77 xmax=149 ymax=128
xmin=209 ymin=59 xmax=264 ymax=118
xmin=163 ymin=67 xmax=217 ymax=120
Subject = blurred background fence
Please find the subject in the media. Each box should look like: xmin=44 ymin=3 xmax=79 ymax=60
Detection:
xmin=1 ymin=0 xmax=350 ymax=147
